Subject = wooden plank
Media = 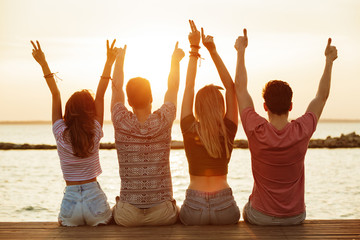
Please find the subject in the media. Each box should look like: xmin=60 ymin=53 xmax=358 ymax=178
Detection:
xmin=0 ymin=220 xmax=359 ymax=240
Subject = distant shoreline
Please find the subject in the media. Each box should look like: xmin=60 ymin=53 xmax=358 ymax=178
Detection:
xmin=1 ymin=132 xmax=360 ymax=149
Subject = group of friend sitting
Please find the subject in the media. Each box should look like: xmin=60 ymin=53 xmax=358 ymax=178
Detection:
xmin=31 ymin=20 xmax=337 ymax=227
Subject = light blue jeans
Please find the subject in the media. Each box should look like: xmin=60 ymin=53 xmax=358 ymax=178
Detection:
xmin=179 ymin=188 xmax=240 ymax=225
xmin=243 ymin=201 xmax=306 ymax=226
xmin=59 ymin=181 xmax=112 ymax=226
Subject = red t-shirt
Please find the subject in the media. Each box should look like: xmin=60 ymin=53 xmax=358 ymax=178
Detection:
xmin=240 ymin=107 xmax=317 ymax=217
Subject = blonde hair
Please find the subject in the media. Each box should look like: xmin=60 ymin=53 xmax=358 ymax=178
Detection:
xmin=194 ymin=85 xmax=231 ymax=159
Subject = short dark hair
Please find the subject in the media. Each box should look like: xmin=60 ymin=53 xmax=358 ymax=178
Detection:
xmin=262 ymin=80 xmax=293 ymax=115
xmin=126 ymin=77 xmax=152 ymax=109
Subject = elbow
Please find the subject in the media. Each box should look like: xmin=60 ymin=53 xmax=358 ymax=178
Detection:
xmin=52 ymin=89 xmax=61 ymax=99
xmin=234 ymin=80 xmax=242 ymax=93
xmin=321 ymin=95 xmax=329 ymax=105
xmin=184 ymin=81 xmax=195 ymax=90
xmin=168 ymin=79 xmax=179 ymax=92
xmin=323 ymin=93 xmax=330 ymax=101
xmin=234 ymin=81 xmax=250 ymax=98
xmin=317 ymin=91 xmax=330 ymax=103
xmin=314 ymin=94 xmax=329 ymax=109
xmin=95 ymin=94 xmax=105 ymax=103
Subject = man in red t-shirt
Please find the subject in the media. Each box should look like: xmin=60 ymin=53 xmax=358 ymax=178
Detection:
xmin=234 ymin=29 xmax=338 ymax=225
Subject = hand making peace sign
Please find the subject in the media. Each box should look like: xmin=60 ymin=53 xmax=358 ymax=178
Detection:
xmin=106 ymin=39 xmax=119 ymax=65
xmin=31 ymin=40 xmax=47 ymax=66
xmin=188 ymin=20 xmax=200 ymax=47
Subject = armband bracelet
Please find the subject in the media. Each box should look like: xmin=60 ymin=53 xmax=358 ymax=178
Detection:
xmin=44 ymin=72 xmax=63 ymax=82
xmin=44 ymin=73 xmax=54 ymax=79
xmin=189 ymin=51 xmax=201 ymax=58
xmin=190 ymin=45 xmax=201 ymax=49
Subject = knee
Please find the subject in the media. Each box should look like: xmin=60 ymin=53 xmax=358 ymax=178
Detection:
xmin=242 ymin=202 xmax=251 ymax=223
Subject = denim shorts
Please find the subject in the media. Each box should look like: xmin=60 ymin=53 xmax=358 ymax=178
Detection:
xmin=179 ymin=188 xmax=240 ymax=225
xmin=243 ymin=201 xmax=306 ymax=226
xmin=59 ymin=181 xmax=112 ymax=226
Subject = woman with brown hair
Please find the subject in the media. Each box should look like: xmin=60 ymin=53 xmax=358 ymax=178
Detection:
xmin=179 ymin=21 xmax=240 ymax=225
xmin=31 ymin=39 xmax=119 ymax=226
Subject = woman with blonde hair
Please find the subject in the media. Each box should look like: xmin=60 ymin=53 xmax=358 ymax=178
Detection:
xmin=179 ymin=20 xmax=240 ymax=225
xmin=31 ymin=39 xmax=119 ymax=226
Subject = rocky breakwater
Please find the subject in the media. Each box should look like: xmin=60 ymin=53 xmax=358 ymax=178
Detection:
xmin=0 ymin=142 xmax=57 ymax=150
xmin=1 ymin=132 xmax=360 ymax=150
xmin=309 ymin=132 xmax=360 ymax=148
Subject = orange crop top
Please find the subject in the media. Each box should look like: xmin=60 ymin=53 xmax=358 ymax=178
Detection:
xmin=180 ymin=115 xmax=237 ymax=176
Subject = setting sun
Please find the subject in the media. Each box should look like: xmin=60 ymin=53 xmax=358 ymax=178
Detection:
xmin=1 ymin=0 xmax=360 ymax=232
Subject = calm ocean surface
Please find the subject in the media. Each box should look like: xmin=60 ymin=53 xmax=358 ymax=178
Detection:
xmin=0 ymin=122 xmax=360 ymax=221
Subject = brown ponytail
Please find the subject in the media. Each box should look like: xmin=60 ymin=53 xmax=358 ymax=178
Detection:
xmin=64 ymin=90 xmax=96 ymax=158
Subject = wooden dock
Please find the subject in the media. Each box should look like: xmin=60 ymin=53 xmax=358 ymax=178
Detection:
xmin=0 ymin=220 xmax=359 ymax=239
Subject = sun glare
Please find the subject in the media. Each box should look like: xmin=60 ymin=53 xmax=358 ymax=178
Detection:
xmin=118 ymin=36 xmax=187 ymax=110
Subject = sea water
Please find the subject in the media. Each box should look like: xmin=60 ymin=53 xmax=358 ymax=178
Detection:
xmin=0 ymin=122 xmax=360 ymax=221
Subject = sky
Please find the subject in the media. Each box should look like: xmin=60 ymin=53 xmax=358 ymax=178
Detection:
xmin=0 ymin=0 xmax=359 ymax=121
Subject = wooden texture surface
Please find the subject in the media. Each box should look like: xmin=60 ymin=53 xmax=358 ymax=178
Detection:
xmin=0 ymin=220 xmax=359 ymax=239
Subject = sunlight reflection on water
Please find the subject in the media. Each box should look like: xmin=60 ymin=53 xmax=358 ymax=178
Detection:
xmin=0 ymin=148 xmax=359 ymax=221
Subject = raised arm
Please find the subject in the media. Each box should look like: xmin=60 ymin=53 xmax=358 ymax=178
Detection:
xmin=306 ymin=38 xmax=338 ymax=120
xmin=234 ymin=29 xmax=254 ymax=114
xmin=111 ymin=44 xmax=127 ymax=111
xmin=201 ymin=28 xmax=238 ymax=124
xmin=164 ymin=42 xmax=185 ymax=106
xmin=95 ymin=39 xmax=119 ymax=126
xmin=181 ymin=20 xmax=201 ymax=120
xmin=31 ymin=40 xmax=62 ymax=124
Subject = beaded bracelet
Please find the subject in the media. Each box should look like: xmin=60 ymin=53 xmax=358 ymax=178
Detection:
xmin=44 ymin=73 xmax=54 ymax=78
xmin=189 ymin=51 xmax=201 ymax=58
xmin=190 ymin=45 xmax=201 ymax=49
xmin=44 ymin=72 xmax=63 ymax=82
